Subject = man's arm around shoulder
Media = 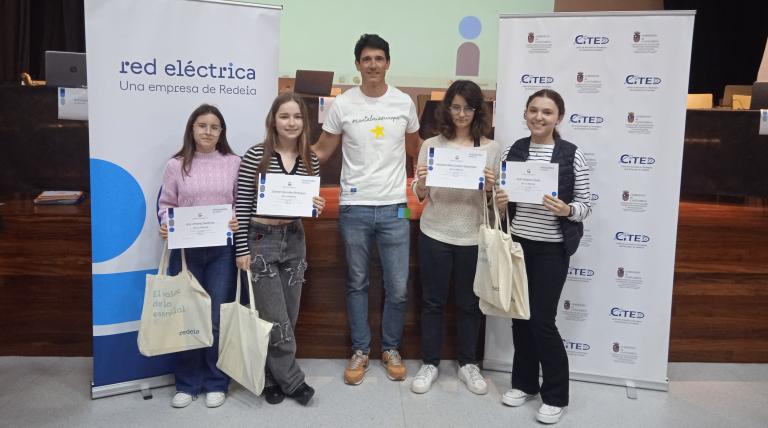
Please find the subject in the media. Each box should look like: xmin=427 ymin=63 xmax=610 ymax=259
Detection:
xmin=313 ymin=131 xmax=342 ymax=164
xmin=405 ymin=131 xmax=422 ymax=158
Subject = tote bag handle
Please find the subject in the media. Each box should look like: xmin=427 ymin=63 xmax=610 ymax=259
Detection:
xmin=483 ymin=187 xmax=510 ymax=233
xmin=156 ymin=241 xmax=188 ymax=276
xmin=243 ymin=270 xmax=257 ymax=316
xmin=233 ymin=268 xmax=258 ymax=316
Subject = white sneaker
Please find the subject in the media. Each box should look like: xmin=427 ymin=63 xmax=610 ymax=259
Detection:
xmin=171 ymin=392 xmax=193 ymax=408
xmin=501 ymin=388 xmax=536 ymax=407
xmin=457 ymin=364 xmax=488 ymax=395
xmin=205 ymin=391 xmax=226 ymax=408
xmin=411 ymin=364 xmax=438 ymax=394
xmin=536 ymin=404 xmax=566 ymax=424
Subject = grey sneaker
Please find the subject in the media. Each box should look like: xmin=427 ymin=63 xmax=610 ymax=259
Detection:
xmin=458 ymin=364 xmax=488 ymax=395
xmin=411 ymin=364 xmax=438 ymax=394
xmin=502 ymin=388 xmax=536 ymax=407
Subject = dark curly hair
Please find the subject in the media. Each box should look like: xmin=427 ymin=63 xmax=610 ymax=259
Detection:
xmin=435 ymin=80 xmax=490 ymax=141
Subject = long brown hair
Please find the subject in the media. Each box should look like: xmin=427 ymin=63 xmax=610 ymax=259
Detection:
xmin=526 ymin=89 xmax=566 ymax=140
xmin=174 ymin=104 xmax=234 ymax=177
xmin=436 ymin=79 xmax=491 ymax=141
xmin=257 ymin=92 xmax=315 ymax=176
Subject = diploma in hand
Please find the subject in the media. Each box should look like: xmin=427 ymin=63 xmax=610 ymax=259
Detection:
xmin=500 ymin=161 xmax=559 ymax=204
xmin=256 ymin=173 xmax=321 ymax=217
xmin=167 ymin=205 xmax=233 ymax=249
xmin=425 ymin=147 xmax=487 ymax=190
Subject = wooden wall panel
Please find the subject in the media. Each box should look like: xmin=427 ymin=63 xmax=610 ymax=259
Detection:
xmin=0 ymin=199 xmax=92 ymax=356
xmin=668 ymin=201 xmax=768 ymax=362
xmin=1 ymin=195 xmax=766 ymax=363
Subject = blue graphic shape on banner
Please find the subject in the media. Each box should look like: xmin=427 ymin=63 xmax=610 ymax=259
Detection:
xmin=92 ymin=269 xmax=156 ymax=326
xmin=155 ymin=186 xmax=163 ymax=225
xmin=459 ymin=16 xmax=482 ymax=40
xmin=91 ymin=158 xmax=147 ymax=262
xmin=93 ymin=331 xmax=175 ymax=386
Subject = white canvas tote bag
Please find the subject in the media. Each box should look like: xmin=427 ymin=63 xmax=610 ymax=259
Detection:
xmin=137 ymin=243 xmax=213 ymax=356
xmin=216 ymin=270 xmax=272 ymax=395
xmin=473 ymin=188 xmax=514 ymax=311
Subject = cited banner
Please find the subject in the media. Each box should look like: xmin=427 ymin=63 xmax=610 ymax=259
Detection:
xmin=484 ymin=12 xmax=694 ymax=390
xmin=85 ymin=0 xmax=280 ymax=397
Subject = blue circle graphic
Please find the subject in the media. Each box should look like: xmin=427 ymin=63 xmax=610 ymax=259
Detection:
xmin=459 ymin=16 xmax=482 ymax=40
xmin=91 ymin=159 xmax=147 ymax=263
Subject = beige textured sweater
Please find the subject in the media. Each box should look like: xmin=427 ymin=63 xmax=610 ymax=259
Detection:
xmin=414 ymin=135 xmax=502 ymax=246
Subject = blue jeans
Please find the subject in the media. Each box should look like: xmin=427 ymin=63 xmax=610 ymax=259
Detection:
xmin=339 ymin=203 xmax=410 ymax=354
xmin=168 ymin=245 xmax=236 ymax=395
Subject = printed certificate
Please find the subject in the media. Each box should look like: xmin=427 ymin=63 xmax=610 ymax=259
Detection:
xmin=256 ymin=174 xmax=321 ymax=217
xmin=425 ymin=147 xmax=487 ymax=190
xmin=500 ymin=161 xmax=559 ymax=204
xmin=167 ymin=204 xmax=233 ymax=249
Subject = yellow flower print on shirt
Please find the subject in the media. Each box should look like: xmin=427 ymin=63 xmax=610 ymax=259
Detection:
xmin=370 ymin=124 xmax=385 ymax=139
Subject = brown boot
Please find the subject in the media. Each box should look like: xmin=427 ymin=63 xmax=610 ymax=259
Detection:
xmin=343 ymin=350 xmax=369 ymax=385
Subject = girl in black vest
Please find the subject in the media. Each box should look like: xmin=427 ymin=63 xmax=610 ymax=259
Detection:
xmin=494 ymin=89 xmax=592 ymax=425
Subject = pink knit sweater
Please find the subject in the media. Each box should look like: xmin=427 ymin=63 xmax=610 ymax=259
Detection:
xmin=158 ymin=151 xmax=241 ymax=224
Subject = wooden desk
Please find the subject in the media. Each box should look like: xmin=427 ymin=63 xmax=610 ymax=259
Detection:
xmin=0 ymin=196 xmax=92 ymax=355
xmin=1 ymin=193 xmax=767 ymax=362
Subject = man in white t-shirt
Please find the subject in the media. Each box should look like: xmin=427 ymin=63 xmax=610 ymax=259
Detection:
xmin=313 ymin=34 xmax=420 ymax=386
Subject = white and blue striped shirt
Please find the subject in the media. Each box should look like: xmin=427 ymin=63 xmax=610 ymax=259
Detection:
xmin=502 ymin=143 xmax=591 ymax=242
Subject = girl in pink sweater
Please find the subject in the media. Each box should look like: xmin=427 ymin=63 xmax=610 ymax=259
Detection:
xmin=157 ymin=104 xmax=240 ymax=409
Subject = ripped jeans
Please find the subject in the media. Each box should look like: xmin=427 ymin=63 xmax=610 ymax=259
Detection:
xmin=246 ymin=219 xmax=308 ymax=394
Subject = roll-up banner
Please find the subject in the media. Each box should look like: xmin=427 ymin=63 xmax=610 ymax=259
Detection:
xmin=85 ymin=0 xmax=281 ymax=398
xmin=485 ymin=11 xmax=695 ymax=391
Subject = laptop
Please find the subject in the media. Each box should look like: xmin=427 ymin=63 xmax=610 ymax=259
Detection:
xmin=750 ymin=82 xmax=768 ymax=110
xmin=293 ymin=70 xmax=333 ymax=96
xmin=45 ymin=51 xmax=87 ymax=88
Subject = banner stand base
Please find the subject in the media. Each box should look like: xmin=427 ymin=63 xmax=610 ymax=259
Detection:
xmin=483 ymin=358 xmax=669 ymax=393
xmin=91 ymin=374 xmax=174 ymax=399
xmin=626 ymin=381 xmax=638 ymax=399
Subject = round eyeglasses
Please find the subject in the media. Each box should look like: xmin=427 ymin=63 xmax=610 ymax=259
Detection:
xmin=449 ymin=105 xmax=476 ymax=114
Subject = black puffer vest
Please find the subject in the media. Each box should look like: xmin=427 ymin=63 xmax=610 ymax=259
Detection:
xmin=506 ymin=136 xmax=584 ymax=256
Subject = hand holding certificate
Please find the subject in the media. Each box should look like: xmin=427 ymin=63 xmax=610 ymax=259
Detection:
xmin=167 ymin=205 xmax=233 ymax=249
xmin=425 ymin=147 xmax=487 ymax=190
xmin=499 ymin=161 xmax=559 ymax=204
xmin=256 ymin=174 xmax=321 ymax=217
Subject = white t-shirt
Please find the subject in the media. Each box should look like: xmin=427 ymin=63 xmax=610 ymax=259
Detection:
xmin=322 ymin=86 xmax=419 ymax=205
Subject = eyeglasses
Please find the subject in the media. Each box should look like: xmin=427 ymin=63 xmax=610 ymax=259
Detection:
xmin=194 ymin=122 xmax=222 ymax=134
xmin=449 ymin=104 xmax=476 ymax=114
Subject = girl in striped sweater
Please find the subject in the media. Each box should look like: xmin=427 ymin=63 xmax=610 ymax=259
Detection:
xmin=234 ymin=92 xmax=325 ymax=406
xmin=495 ymin=89 xmax=591 ymax=425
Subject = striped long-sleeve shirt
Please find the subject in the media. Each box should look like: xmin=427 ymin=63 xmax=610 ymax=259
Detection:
xmin=502 ymin=143 xmax=591 ymax=242
xmin=234 ymin=143 xmax=320 ymax=256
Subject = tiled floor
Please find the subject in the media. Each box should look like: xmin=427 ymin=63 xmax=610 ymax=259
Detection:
xmin=0 ymin=357 xmax=766 ymax=427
